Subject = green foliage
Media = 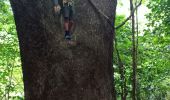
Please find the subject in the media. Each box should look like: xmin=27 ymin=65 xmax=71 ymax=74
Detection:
xmin=142 ymin=0 xmax=170 ymax=99
xmin=146 ymin=0 xmax=170 ymax=35
xmin=114 ymin=0 xmax=170 ymax=99
xmin=0 ymin=0 xmax=24 ymax=99
xmin=114 ymin=15 xmax=133 ymax=99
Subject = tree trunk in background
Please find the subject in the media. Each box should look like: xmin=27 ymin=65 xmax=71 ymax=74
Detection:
xmin=135 ymin=0 xmax=140 ymax=99
xmin=130 ymin=0 xmax=137 ymax=100
xmin=115 ymin=38 xmax=126 ymax=100
xmin=10 ymin=0 xmax=117 ymax=100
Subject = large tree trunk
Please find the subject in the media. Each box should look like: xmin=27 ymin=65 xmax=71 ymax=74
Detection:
xmin=10 ymin=0 xmax=117 ymax=99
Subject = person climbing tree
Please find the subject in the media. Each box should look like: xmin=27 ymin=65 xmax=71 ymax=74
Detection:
xmin=53 ymin=0 xmax=74 ymax=41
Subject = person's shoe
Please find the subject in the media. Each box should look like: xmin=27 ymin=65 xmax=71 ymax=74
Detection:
xmin=64 ymin=31 xmax=71 ymax=40
xmin=65 ymin=35 xmax=71 ymax=40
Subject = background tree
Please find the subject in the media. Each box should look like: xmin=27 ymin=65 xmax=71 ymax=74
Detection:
xmin=129 ymin=0 xmax=137 ymax=99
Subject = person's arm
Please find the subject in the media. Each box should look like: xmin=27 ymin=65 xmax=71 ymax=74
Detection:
xmin=53 ymin=0 xmax=61 ymax=13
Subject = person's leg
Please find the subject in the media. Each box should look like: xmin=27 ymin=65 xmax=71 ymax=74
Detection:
xmin=64 ymin=18 xmax=69 ymax=31
xmin=63 ymin=4 xmax=72 ymax=40
xmin=68 ymin=5 xmax=74 ymax=33
xmin=68 ymin=20 xmax=74 ymax=33
xmin=64 ymin=18 xmax=71 ymax=40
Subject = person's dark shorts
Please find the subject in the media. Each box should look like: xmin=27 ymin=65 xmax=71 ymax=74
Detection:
xmin=62 ymin=4 xmax=73 ymax=20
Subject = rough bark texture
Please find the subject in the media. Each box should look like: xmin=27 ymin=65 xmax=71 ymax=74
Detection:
xmin=10 ymin=0 xmax=117 ymax=100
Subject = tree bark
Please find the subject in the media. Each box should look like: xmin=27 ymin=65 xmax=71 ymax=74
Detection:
xmin=130 ymin=0 xmax=137 ymax=100
xmin=135 ymin=0 xmax=140 ymax=99
xmin=10 ymin=0 xmax=117 ymax=100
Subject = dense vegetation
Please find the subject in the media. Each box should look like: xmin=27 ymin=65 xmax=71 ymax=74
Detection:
xmin=0 ymin=0 xmax=24 ymax=99
xmin=114 ymin=0 xmax=170 ymax=99
xmin=0 ymin=0 xmax=169 ymax=99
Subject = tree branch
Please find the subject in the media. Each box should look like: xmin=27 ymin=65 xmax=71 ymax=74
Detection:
xmin=115 ymin=0 xmax=142 ymax=30
xmin=88 ymin=0 xmax=142 ymax=30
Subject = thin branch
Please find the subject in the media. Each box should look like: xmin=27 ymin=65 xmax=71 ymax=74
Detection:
xmin=7 ymin=63 xmax=14 ymax=99
xmin=115 ymin=0 xmax=142 ymax=30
